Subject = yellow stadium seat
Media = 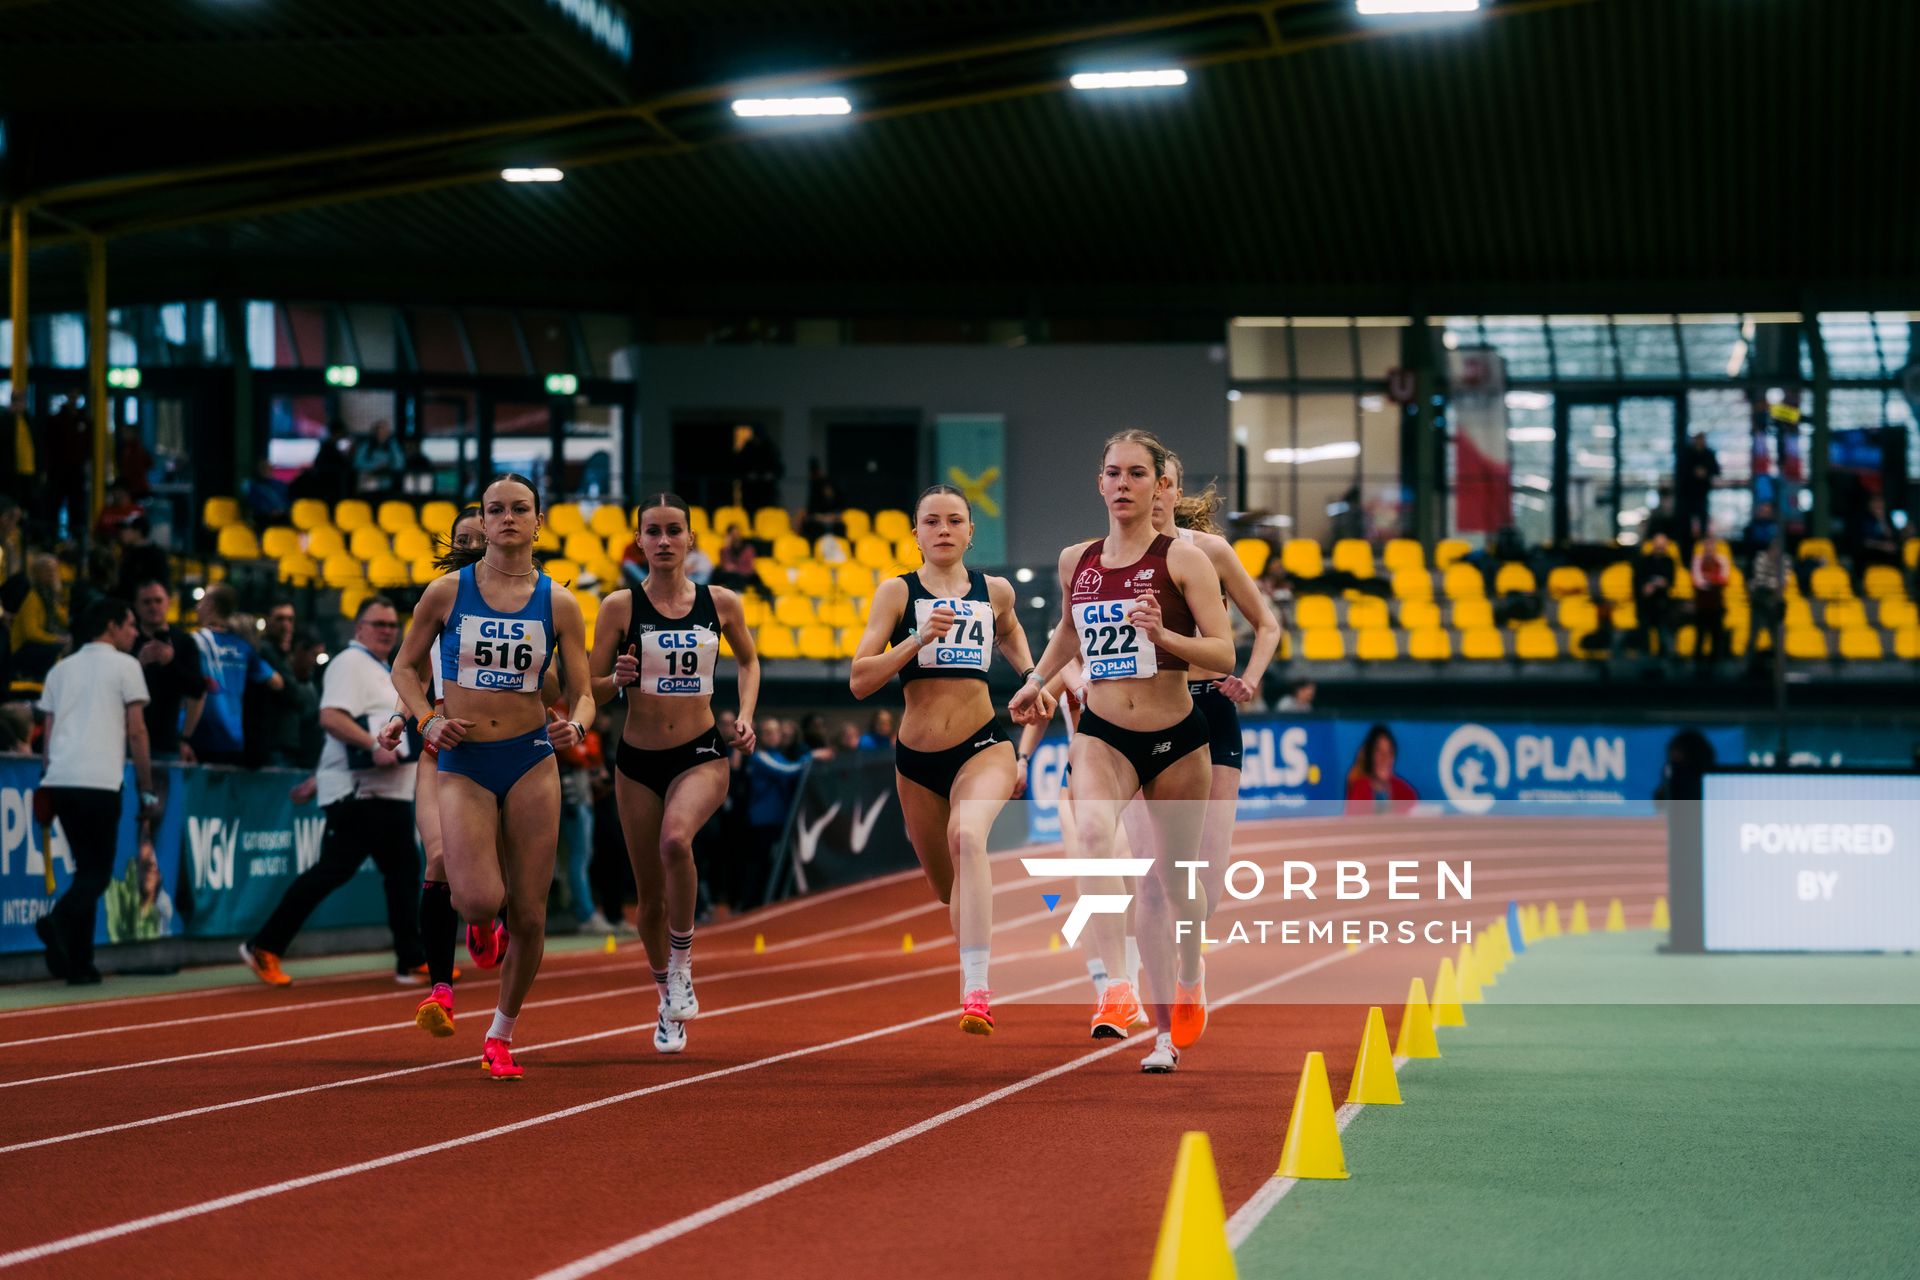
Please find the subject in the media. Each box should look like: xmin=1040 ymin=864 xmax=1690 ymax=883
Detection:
xmin=1810 ymin=565 xmax=1853 ymax=601
xmin=580 ymin=559 xmax=619 ymax=591
xmin=393 ymin=527 xmax=434 ymax=561
xmin=696 ymin=532 xmax=724 ymax=563
xmin=820 ymin=598 xmax=862 ymax=630
xmin=755 ymin=562 xmax=795 ymax=596
xmin=1452 ymin=598 xmax=1493 ymax=630
xmin=797 ymin=624 xmax=838 ymax=660
xmin=835 ymin=564 xmax=877 ymax=598
xmin=338 ymin=585 xmax=371 ymax=619
xmin=1300 ymin=628 xmax=1344 ymax=662
xmin=533 ymin=524 xmax=560 ymax=553
xmin=349 ymin=526 xmax=390 ymax=561
xmin=1295 ymin=596 xmax=1337 ymax=630
xmin=291 ymin=498 xmax=330 ymax=532
xmin=1347 ymin=598 xmax=1389 ymax=630
xmin=261 ymin=526 xmax=303 ymax=559
xmin=1784 ymin=598 xmax=1814 ymax=629
xmin=278 ymin=553 xmax=319 ymax=587
xmin=1442 ymin=564 xmax=1484 ymax=600
xmin=1354 ymin=628 xmax=1397 ymax=661
xmin=420 ymin=501 xmax=458 ymax=536
xmin=838 ymin=628 xmax=864 ymax=659
xmin=217 ymin=526 xmax=261 ymax=560
xmin=774 ymin=596 xmax=816 ymax=629
xmin=322 ymin=553 xmax=365 ymax=587
xmin=1862 ymin=565 xmax=1904 ymax=599
xmin=874 ymin=509 xmax=912 ymax=542
xmin=754 ymin=508 xmax=791 ymax=541
xmin=740 ymin=594 xmax=770 ymax=628
xmin=1281 ymin=540 xmax=1323 ymax=579
xmin=1613 ymin=601 xmax=1637 ymax=631
xmin=1879 ymin=599 xmax=1918 ymax=630
xmin=411 ymin=557 xmax=440 ymax=585
xmin=1330 ymin=540 xmax=1374 ymax=579
xmin=1233 ymin=538 xmax=1271 ymax=578
xmin=368 ymin=556 xmax=411 ymax=589
xmin=1598 ymin=561 xmax=1634 ymax=603
xmin=1433 ymin=539 xmax=1471 ymax=570
xmin=574 ymin=590 xmax=601 ymax=625
xmin=1895 ymin=626 xmax=1920 ymax=660
xmin=547 ymin=503 xmax=585 ymax=538
xmin=543 ymin=558 xmax=582 ymax=586
xmin=1460 ymin=627 xmax=1505 ymax=660
xmin=894 ymin=538 xmax=923 ymax=569
xmin=1797 ymin=537 xmax=1836 ymax=566
xmin=1407 ymin=628 xmax=1451 ymax=661
xmin=757 ymin=625 xmax=798 ymax=659
xmin=1543 ymin=566 xmax=1588 ymax=599
xmin=1494 ymin=563 xmax=1537 ymax=595
xmin=1391 ymin=567 xmax=1433 ymax=601
xmin=1906 ymin=540 xmax=1920 ymax=570
xmin=557 ymin=532 xmax=598 ymax=566
xmin=584 ymin=504 xmax=625 ymax=539
xmin=1381 ymin=539 xmax=1424 ymax=574
xmin=1838 ymin=627 xmax=1884 ymax=660
xmin=1823 ymin=600 xmax=1866 ymax=630
xmin=1514 ymin=624 xmax=1558 ymax=660
xmin=855 ymin=535 xmax=893 ymax=570
xmin=203 ymin=496 xmax=241 ymax=531
xmin=841 ymin=510 xmax=872 ymax=540
xmin=333 ymin=499 xmax=372 ymax=532
xmin=1784 ymin=625 xmax=1828 ymax=660
xmin=376 ymin=501 xmax=417 ymax=535
xmin=1399 ymin=599 xmax=1440 ymax=631
xmin=687 ymin=506 xmax=711 ymax=536
xmin=1558 ymin=598 xmax=1599 ymax=633
xmin=795 ymin=563 xmax=835 ymax=597
xmin=601 ymin=533 xmax=630 ymax=566
xmin=772 ymin=534 xmax=811 ymax=567
xmin=713 ymin=505 xmax=750 ymax=537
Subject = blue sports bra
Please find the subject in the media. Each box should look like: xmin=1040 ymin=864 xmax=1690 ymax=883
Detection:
xmin=438 ymin=565 xmax=556 ymax=694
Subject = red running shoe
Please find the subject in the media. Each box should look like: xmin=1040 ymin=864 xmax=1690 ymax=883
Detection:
xmin=958 ymin=988 xmax=994 ymax=1036
xmin=480 ymin=1036 xmax=523 ymax=1080
xmin=415 ymin=984 xmax=455 ymax=1038
xmin=466 ymin=920 xmax=509 ymax=970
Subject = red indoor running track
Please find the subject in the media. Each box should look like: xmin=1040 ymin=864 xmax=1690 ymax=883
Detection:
xmin=0 ymin=815 xmax=1666 ymax=1279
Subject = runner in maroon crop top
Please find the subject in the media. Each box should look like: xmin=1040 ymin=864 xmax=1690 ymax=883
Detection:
xmin=1008 ymin=429 xmax=1235 ymax=1072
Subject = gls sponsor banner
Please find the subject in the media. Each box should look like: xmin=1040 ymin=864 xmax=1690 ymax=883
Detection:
xmin=787 ymin=751 xmax=917 ymax=892
xmin=1020 ymin=717 xmax=1339 ymax=844
xmin=178 ymin=768 xmax=384 ymax=938
xmin=0 ymin=756 xmax=186 ymax=954
xmin=1344 ymin=721 xmax=1744 ymax=815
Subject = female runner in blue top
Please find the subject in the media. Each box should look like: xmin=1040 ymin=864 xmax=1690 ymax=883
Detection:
xmin=392 ymin=474 xmax=594 ymax=1080
xmin=851 ymin=484 xmax=1049 ymax=1035
xmin=590 ymin=493 xmax=760 ymax=1055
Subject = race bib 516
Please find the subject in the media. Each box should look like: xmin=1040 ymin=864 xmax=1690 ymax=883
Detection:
xmin=456 ymin=616 xmax=547 ymax=693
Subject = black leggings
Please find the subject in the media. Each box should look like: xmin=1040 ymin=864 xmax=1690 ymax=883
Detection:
xmin=250 ymin=797 xmax=425 ymax=970
xmin=45 ymin=787 xmax=123 ymax=974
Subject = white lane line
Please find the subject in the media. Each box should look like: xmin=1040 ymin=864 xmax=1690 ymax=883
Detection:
xmin=0 ymin=945 xmax=1052 ymax=1156
xmin=529 ymin=939 xmax=1369 ymax=1278
xmin=0 ymin=973 xmax=1092 ymax=1273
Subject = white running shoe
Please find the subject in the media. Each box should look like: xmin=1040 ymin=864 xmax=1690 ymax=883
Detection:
xmin=653 ymin=1013 xmax=687 ymax=1054
xmin=1140 ymin=1033 xmax=1179 ymax=1074
xmin=580 ymin=911 xmax=617 ymax=934
xmin=664 ymin=967 xmax=699 ymax=1021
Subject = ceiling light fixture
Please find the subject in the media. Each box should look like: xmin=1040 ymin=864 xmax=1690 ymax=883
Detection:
xmin=501 ymin=168 xmax=564 ymax=183
xmin=1069 ymin=69 xmax=1188 ymax=90
xmin=1356 ymin=0 xmax=1479 ymax=14
xmin=731 ymin=96 xmax=853 ymax=118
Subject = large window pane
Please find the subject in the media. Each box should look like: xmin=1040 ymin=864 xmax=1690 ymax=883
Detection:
xmin=1227 ymin=320 xmax=1290 ymax=380
xmin=1614 ymin=317 xmax=1682 ymax=378
xmin=464 ymin=311 xmax=527 ymax=376
xmin=582 ymin=314 xmax=638 ymax=381
xmin=1678 ymin=315 xmax=1746 ymax=379
xmin=1688 ymin=389 xmax=1753 ymax=486
xmin=1478 ymin=317 xmax=1553 ymax=379
xmin=1503 ymin=390 xmax=1554 ymax=546
xmin=1546 ymin=316 xmax=1612 ymax=378
xmin=1291 ymin=323 xmax=1354 ymax=379
xmin=1617 ymin=397 xmax=1675 ymax=527
xmin=346 ymin=305 xmax=398 ymax=372
xmin=408 ymin=308 xmax=471 ymax=374
xmin=522 ymin=311 xmax=574 ymax=377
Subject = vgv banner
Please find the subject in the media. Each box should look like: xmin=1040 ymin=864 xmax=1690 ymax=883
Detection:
xmin=0 ymin=755 xmax=188 ymax=955
xmin=177 ymin=768 xmax=395 ymax=938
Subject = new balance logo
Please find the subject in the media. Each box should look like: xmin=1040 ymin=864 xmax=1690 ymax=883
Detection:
xmin=1151 ymin=741 xmax=1172 ymax=755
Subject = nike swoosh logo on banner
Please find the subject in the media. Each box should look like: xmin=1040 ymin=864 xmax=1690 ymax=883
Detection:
xmin=794 ymin=802 xmax=841 ymax=867
xmin=849 ymin=793 xmax=890 ymax=854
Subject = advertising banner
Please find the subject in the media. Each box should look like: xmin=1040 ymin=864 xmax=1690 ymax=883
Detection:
xmin=934 ymin=414 xmax=1007 ymax=566
xmin=787 ymin=751 xmax=919 ymax=893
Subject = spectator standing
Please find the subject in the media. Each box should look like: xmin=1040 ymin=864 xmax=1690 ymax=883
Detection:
xmin=293 ymin=421 xmax=353 ymax=504
xmin=1849 ymin=495 xmax=1902 ymax=577
xmin=1745 ymin=542 xmax=1787 ymax=677
xmin=712 ymin=530 xmax=756 ymax=593
xmin=32 ymin=597 xmax=159 ymax=984
xmin=246 ymin=461 xmax=291 ymax=526
xmin=93 ymin=485 xmax=143 ymax=542
xmin=1675 ymin=434 xmax=1721 ymax=564
xmin=111 ymin=515 xmax=170 ymax=602
xmin=1614 ymin=535 xmax=1678 ymax=664
xmin=858 ymin=707 xmax=895 ymax=750
xmin=239 ymin=596 xmax=426 ymax=986
xmin=735 ymin=426 xmax=784 ymax=511
xmin=556 ymin=710 xmax=608 ymax=931
xmin=351 ymin=421 xmax=407 ymax=498
xmin=742 ymin=719 xmax=806 ymax=911
xmin=285 ymin=632 xmax=328 ymax=768
xmin=131 ymin=580 xmax=206 ymax=760
xmin=187 ymin=583 xmax=284 ymax=766
xmin=834 ymin=720 xmax=862 ymax=755
xmin=10 ymin=552 xmax=70 ymax=692
xmin=1690 ymin=543 xmax=1731 ymax=672
xmin=248 ymin=600 xmax=315 ymax=768
xmin=42 ymin=393 xmax=90 ymax=540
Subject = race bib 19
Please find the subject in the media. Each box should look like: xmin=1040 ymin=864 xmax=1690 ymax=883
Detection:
xmin=1072 ymin=599 xmax=1156 ymax=681
xmin=456 ymin=615 xmax=548 ymax=693
xmin=914 ymin=598 xmax=992 ymax=672
xmin=640 ymin=628 xmax=718 ymax=696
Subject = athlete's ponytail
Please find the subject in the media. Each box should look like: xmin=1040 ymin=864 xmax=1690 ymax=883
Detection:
xmin=432 ymin=504 xmax=487 ymax=573
xmin=1163 ymin=450 xmax=1222 ymax=536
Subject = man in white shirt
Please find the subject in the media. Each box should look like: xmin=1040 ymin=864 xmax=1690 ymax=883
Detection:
xmin=33 ymin=597 xmax=159 ymax=984
xmin=240 ymin=596 xmax=426 ymax=987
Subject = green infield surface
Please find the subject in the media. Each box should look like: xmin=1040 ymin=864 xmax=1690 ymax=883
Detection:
xmin=1232 ymin=932 xmax=1920 ymax=1279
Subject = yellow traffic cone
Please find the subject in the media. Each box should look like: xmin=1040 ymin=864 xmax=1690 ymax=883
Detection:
xmin=902 ymin=932 xmax=915 ymax=953
xmin=1456 ymin=941 xmax=1484 ymax=1004
xmin=1276 ymin=1052 xmax=1349 ymax=1180
xmin=1347 ymin=1007 xmax=1402 ymax=1105
xmin=1431 ymin=957 xmax=1466 ymax=1028
xmin=1148 ymin=1132 xmax=1239 ymax=1280
xmin=1651 ymin=896 xmax=1671 ymax=930
xmin=1570 ymin=900 xmax=1591 ymax=935
xmin=1396 ymin=977 xmax=1440 ymax=1058
xmin=1048 ymin=932 xmax=1062 ymax=952
xmin=1604 ymin=898 xmax=1626 ymax=932
xmin=752 ymin=933 xmax=766 ymax=954
xmin=1345 ymin=940 xmax=1358 ymax=953
xmin=1541 ymin=902 xmax=1562 ymax=938
xmin=602 ymin=934 xmax=617 ymax=955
